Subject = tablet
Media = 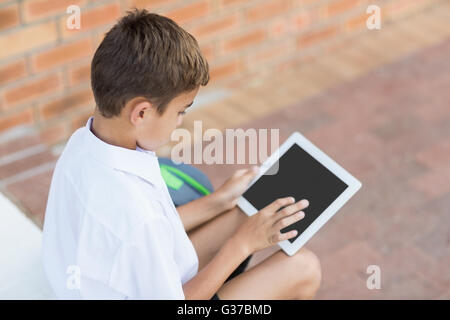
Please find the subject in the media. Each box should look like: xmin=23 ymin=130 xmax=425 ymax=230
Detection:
xmin=237 ymin=132 xmax=362 ymax=256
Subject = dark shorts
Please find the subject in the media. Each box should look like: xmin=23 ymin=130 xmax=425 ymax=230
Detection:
xmin=210 ymin=254 xmax=252 ymax=300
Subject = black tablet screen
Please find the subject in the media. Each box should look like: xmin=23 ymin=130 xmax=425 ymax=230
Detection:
xmin=242 ymin=144 xmax=349 ymax=243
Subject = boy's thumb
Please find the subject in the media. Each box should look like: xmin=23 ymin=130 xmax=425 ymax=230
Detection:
xmin=247 ymin=166 xmax=259 ymax=178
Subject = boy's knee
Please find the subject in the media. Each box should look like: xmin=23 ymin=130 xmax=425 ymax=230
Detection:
xmin=290 ymin=248 xmax=322 ymax=299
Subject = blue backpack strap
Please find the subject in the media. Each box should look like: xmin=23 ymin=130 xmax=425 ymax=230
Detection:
xmin=158 ymin=157 xmax=214 ymax=207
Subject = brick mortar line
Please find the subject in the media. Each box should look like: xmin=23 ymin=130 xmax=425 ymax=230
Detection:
xmin=0 ymin=144 xmax=48 ymax=166
xmin=0 ymin=3 xmax=120 ymax=65
xmin=0 ymin=65 xmax=64 ymax=95
xmin=0 ymin=160 xmax=56 ymax=187
xmin=0 ymin=77 xmax=93 ymax=124
xmin=237 ymin=7 xmax=449 ymax=112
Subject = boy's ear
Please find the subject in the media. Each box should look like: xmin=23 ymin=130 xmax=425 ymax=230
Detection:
xmin=128 ymin=98 xmax=155 ymax=125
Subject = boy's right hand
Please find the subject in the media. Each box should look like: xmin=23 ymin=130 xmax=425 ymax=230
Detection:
xmin=234 ymin=197 xmax=309 ymax=254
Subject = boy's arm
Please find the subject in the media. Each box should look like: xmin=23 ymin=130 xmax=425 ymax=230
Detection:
xmin=177 ymin=167 xmax=258 ymax=232
xmin=182 ymin=235 xmax=249 ymax=299
xmin=177 ymin=191 xmax=230 ymax=232
xmin=183 ymin=196 xmax=303 ymax=299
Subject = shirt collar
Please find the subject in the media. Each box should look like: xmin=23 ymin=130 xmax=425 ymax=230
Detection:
xmin=83 ymin=116 xmax=162 ymax=187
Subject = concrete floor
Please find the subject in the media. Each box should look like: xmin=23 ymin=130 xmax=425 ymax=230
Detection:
xmin=0 ymin=193 xmax=54 ymax=299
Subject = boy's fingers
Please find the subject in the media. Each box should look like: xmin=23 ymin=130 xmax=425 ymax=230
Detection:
xmin=274 ymin=230 xmax=298 ymax=243
xmin=233 ymin=169 xmax=248 ymax=177
xmin=273 ymin=210 xmax=304 ymax=230
xmin=272 ymin=199 xmax=308 ymax=222
xmin=234 ymin=166 xmax=259 ymax=186
xmin=263 ymin=197 xmax=296 ymax=215
xmin=244 ymin=166 xmax=259 ymax=180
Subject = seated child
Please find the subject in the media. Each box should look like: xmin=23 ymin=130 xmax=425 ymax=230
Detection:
xmin=42 ymin=9 xmax=320 ymax=300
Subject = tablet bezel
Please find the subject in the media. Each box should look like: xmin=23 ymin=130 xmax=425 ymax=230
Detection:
xmin=237 ymin=131 xmax=362 ymax=256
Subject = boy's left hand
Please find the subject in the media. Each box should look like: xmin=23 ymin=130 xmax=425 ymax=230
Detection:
xmin=215 ymin=166 xmax=259 ymax=211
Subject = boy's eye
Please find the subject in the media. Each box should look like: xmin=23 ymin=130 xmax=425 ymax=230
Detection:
xmin=178 ymin=110 xmax=186 ymax=116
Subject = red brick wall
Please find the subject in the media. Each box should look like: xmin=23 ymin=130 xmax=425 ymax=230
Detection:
xmin=0 ymin=0 xmax=442 ymax=147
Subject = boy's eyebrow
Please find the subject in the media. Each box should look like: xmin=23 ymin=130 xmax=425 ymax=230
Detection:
xmin=184 ymin=101 xmax=194 ymax=108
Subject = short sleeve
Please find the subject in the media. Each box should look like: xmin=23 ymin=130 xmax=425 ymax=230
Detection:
xmin=108 ymin=215 xmax=185 ymax=299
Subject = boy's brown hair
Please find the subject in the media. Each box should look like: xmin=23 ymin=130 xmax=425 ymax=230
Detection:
xmin=91 ymin=9 xmax=210 ymax=118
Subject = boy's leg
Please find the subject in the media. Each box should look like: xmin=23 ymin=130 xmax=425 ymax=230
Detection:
xmin=216 ymin=247 xmax=322 ymax=300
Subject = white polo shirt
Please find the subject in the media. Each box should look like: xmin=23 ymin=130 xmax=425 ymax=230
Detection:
xmin=42 ymin=116 xmax=199 ymax=299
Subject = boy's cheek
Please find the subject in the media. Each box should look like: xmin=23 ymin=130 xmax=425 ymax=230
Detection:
xmin=176 ymin=116 xmax=183 ymax=127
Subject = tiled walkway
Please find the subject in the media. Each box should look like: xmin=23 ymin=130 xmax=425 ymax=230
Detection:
xmin=0 ymin=3 xmax=449 ymax=299
xmin=194 ymin=19 xmax=450 ymax=300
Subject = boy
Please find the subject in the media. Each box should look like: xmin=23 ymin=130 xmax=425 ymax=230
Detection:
xmin=42 ymin=9 xmax=321 ymax=299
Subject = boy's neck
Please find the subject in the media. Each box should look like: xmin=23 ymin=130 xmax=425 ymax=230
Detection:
xmin=91 ymin=109 xmax=137 ymax=150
